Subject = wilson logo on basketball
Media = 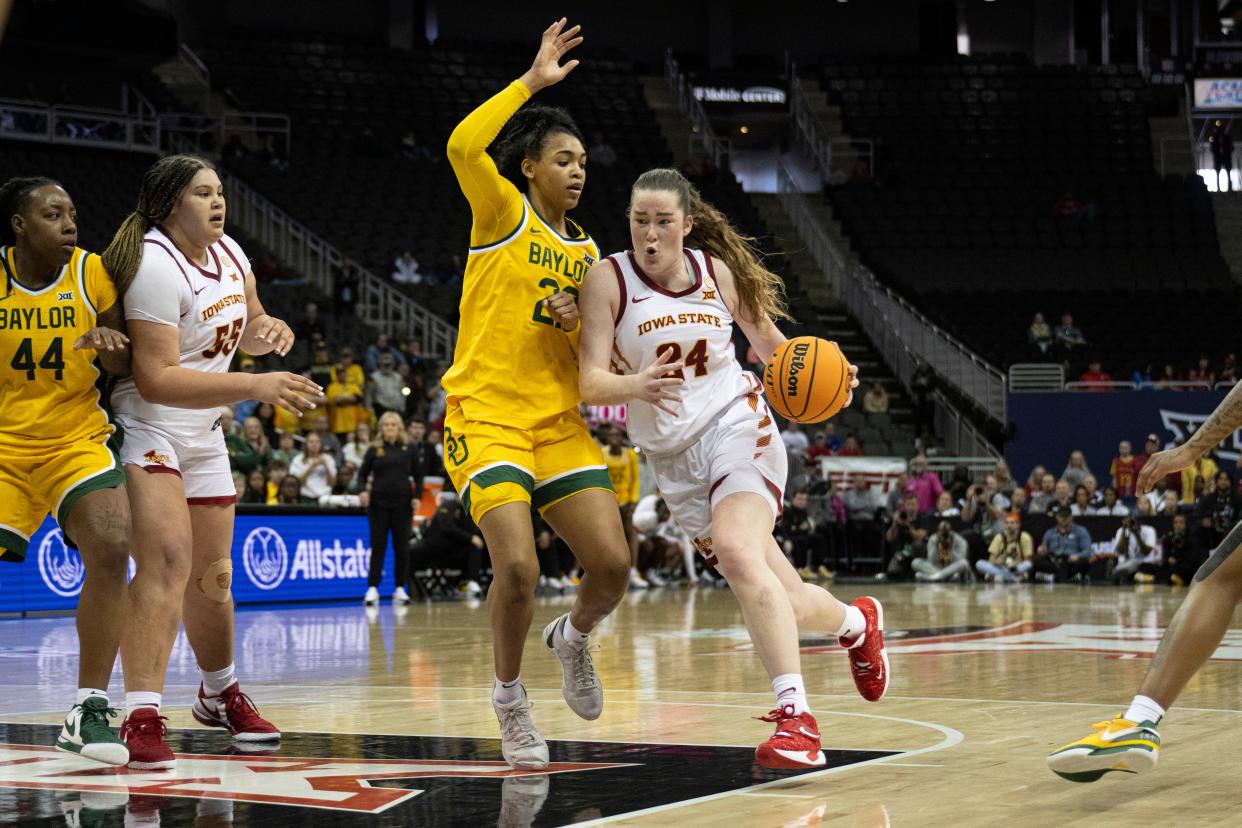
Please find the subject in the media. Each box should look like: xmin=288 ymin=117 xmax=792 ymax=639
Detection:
xmin=786 ymin=340 xmax=810 ymax=398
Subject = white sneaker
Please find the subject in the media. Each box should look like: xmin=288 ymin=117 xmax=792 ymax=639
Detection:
xmin=492 ymin=689 xmax=549 ymax=769
xmin=645 ymin=569 xmax=666 ymax=587
xmin=392 ymin=586 xmax=410 ymax=604
xmin=363 ymin=586 xmax=379 ymax=604
xmin=629 ymin=568 xmax=650 ymax=589
xmin=538 ymin=575 xmax=549 ymax=589
xmin=543 ymin=613 xmax=603 ymax=720
xmin=464 ymin=579 xmax=482 ymax=596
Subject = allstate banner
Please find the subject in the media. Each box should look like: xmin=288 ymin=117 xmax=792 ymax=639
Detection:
xmin=1005 ymin=390 xmax=1235 ymax=483
xmin=3 ymin=511 xmax=377 ymax=614
xmin=1194 ymin=78 xmax=1242 ymax=109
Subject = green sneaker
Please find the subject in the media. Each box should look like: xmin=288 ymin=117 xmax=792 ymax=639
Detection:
xmin=56 ymin=697 xmax=129 ymax=766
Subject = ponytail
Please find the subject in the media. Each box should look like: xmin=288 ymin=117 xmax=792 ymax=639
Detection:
xmin=102 ymin=154 xmax=214 ymax=295
xmin=630 ymin=168 xmax=790 ymax=323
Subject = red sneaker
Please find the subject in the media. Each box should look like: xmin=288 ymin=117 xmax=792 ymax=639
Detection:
xmin=839 ymin=596 xmax=890 ymax=702
xmin=754 ymin=704 xmax=827 ymax=769
xmin=192 ymin=683 xmax=281 ymax=742
xmin=120 ymin=708 xmax=175 ymax=770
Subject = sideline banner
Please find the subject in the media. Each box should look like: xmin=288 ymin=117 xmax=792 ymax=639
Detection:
xmin=1005 ymin=389 xmax=1236 ymax=483
xmin=1194 ymin=78 xmax=1242 ymax=109
xmin=2 ymin=510 xmax=382 ymax=614
xmin=820 ymin=456 xmax=907 ymax=494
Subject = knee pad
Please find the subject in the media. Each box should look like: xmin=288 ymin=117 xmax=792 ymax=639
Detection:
xmin=197 ymin=557 xmax=233 ymax=603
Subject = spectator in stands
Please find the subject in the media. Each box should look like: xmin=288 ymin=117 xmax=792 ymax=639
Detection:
xmin=265 ymin=459 xmax=289 ymax=504
xmin=408 ymin=419 xmax=439 ymax=495
xmin=1136 ymin=496 xmax=1156 ymax=518
xmin=1034 ymin=504 xmax=1093 ymax=583
xmin=343 ymin=422 xmax=372 ymax=469
xmin=1187 ymin=355 xmax=1215 ymax=388
xmin=1131 ymin=363 xmax=1154 ymax=386
xmin=1071 ymin=485 xmax=1092 ymax=517
xmin=1079 ymin=360 xmax=1113 ymax=391
xmin=392 ymin=250 xmax=423 ymax=285
xmin=277 ymin=474 xmax=315 ymax=505
xmin=1030 ymin=473 xmax=1058 ymax=513
xmin=1141 ymin=474 xmax=1170 ymax=514
xmin=269 ymin=432 xmax=298 ymax=469
xmin=589 ymin=132 xmax=618 ymax=168
xmin=1027 ymin=312 xmax=1052 ymax=355
xmin=1009 ymin=487 xmax=1029 ymax=516
xmin=822 ymin=423 xmax=844 ymax=454
xmin=1023 ymin=465 xmax=1048 ymax=498
xmin=1219 ymin=353 xmax=1238 ymax=385
xmin=1104 ymin=516 xmax=1160 ymax=583
xmin=843 ymin=478 xmax=880 ymax=563
xmin=946 ymin=464 xmax=972 ymax=502
xmin=241 ymin=469 xmax=267 ymax=505
xmin=1061 ymin=451 xmax=1092 ymax=490
xmin=1046 ymin=479 xmax=1073 ymax=515
xmin=993 ymin=460 xmax=1017 ymax=498
xmin=442 ymin=254 xmax=465 ymax=288
xmin=368 ymin=353 xmax=407 ymax=419
xmin=231 ymin=471 xmax=246 ymax=501
xmin=256 ymin=402 xmax=278 ymax=444
xmin=1154 ymin=363 xmax=1181 ymax=388
xmin=1158 ymin=490 xmax=1180 ymax=517
xmin=240 ymin=416 xmax=270 ymax=471
xmin=839 ymin=435 xmax=863 ymax=456
xmin=332 ymin=464 xmax=360 ymax=497
xmin=336 ymin=260 xmax=360 ymax=311
xmin=910 ymin=361 xmax=935 ymax=438
xmin=261 ymin=134 xmax=288 ymax=170
xmin=234 ymin=357 xmax=259 ymax=421
xmin=961 ymin=478 xmax=1004 ymax=543
xmin=1110 ymin=440 xmax=1141 ymax=501
xmin=1149 ymin=514 xmax=1205 ymax=586
xmin=1210 ymin=121 xmax=1234 ymax=192
xmin=1197 ymin=470 xmax=1241 ymax=549
xmin=307 ymin=343 xmax=335 ymax=391
xmin=781 ymin=420 xmax=810 ymax=456
xmin=913 ymin=521 xmax=969 ymax=582
xmin=298 ymin=302 xmax=327 ymax=344
xmin=336 ymin=346 xmax=365 ymax=388
xmin=1054 ymin=313 xmax=1086 ymax=356
xmin=881 ymin=493 xmax=927 ymax=580
xmin=778 ymin=491 xmax=822 ymax=579
xmin=410 ymin=493 xmax=487 ymax=597
xmin=1092 ymin=486 xmax=1131 ymax=516
xmin=885 ymin=472 xmax=908 ymax=516
xmin=1137 ymin=433 xmax=1161 ymax=470
xmin=903 ymin=454 xmax=942 ymax=514
xmin=978 ymin=513 xmax=1034 ymax=583
xmin=290 ymin=432 xmax=337 ymax=502
xmin=862 ymin=382 xmax=889 ymax=414
xmin=805 ymin=431 xmax=834 ymax=464
xmin=224 ymin=410 xmax=259 ymax=474
xmin=365 ymin=333 xmax=404 ymax=374
xmin=400 ymin=129 xmax=435 ymax=162
xmin=932 ymin=491 xmax=960 ymax=518
xmin=1179 ymin=453 xmax=1219 ymax=505
xmin=1082 ymin=473 xmax=1104 ymax=508
xmin=326 ymin=366 xmax=365 ymax=443
xmin=1054 ymin=190 xmax=1095 ymax=222
xmin=218 ymin=406 xmax=240 ymax=439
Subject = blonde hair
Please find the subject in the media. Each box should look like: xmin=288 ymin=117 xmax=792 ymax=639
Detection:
xmin=630 ymin=168 xmax=789 ymax=322
xmin=102 ymin=154 xmax=215 ymax=296
xmin=374 ymin=411 xmax=410 ymax=449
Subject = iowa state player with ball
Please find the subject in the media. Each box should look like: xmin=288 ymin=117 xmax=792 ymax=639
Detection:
xmin=578 ymin=168 xmax=890 ymax=768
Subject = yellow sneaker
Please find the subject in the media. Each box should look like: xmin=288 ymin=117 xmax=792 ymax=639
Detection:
xmin=1047 ymin=716 xmax=1160 ymax=782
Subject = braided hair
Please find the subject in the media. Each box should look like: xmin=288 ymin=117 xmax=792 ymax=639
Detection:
xmin=102 ymin=154 xmax=214 ymax=296
xmin=0 ymin=176 xmax=63 ymax=298
xmin=630 ymin=168 xmax=790 ymax=322
xmin=491 ymin=105 xmax=584 ymax=188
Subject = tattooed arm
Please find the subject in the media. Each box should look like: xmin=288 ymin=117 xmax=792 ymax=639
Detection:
xmin=1137 ymin=381 xmax=1242 ymax=494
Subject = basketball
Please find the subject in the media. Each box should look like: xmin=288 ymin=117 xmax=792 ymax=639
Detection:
xmin=762 ymin=336 xmax=850 ymax=424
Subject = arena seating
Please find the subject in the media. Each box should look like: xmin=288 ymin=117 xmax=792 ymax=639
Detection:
xmin=818 ymin=55 xmax=1240 ymax=373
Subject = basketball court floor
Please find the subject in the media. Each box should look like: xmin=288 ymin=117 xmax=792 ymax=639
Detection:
xmin=2 ymin=583 xmax=1241 ymax=826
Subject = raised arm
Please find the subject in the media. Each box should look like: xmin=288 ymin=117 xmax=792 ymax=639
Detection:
xmin=1138 ymin=381 xmax=1242 ymax=493
xmin=577 ymin=261 xmax=683 ymax=413
xmin=446 ymin=18 xmax=582 ymax=245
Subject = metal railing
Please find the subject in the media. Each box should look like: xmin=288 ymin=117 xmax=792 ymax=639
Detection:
xmin=157 ymin=111 xmax=291 ymax=159
xmin=926 ymin=456 xmax=1002 ymax=478
xmin=777 ymin=161 xmax=1006 ymax=421
xmin=1010 ymin=365 xmax=1222 ymax=392
xmin=0 ymin=98 xmax=160 ymax=154
xmin=788 ymin=70 xmax=875 ymax=184
xmin=663 ymin=49 xmax=729 ymax=168
xmin=932 ymin=390 xmax=1000 ymax=458
xmin=219 ymin=170 xmax=457 ymax=357
xmin=1008 ymin=363 xmax=1066 ymax=391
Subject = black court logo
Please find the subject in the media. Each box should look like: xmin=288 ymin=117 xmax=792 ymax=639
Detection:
xmin=444 ymin=427 xmax=469 ymax=466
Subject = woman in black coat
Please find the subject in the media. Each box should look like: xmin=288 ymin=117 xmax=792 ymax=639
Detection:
xmin=359 ymin=412 xmax=422 ymax=604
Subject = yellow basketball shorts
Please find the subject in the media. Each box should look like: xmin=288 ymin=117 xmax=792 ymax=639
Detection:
xmin=443 ymin=401 xmax=613 ymax=524
xmin=0 ymin=429 xmax=124 ymax=562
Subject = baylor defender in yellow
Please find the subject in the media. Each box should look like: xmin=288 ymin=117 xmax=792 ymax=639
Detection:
xmin=0 ymin=176 xmax=133 ymax=765
xmin=442 ymin=19 xmax=631 ymax=770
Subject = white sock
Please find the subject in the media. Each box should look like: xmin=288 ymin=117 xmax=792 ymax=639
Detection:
xmin=833 ymin=605 xmax=867 ymax=641
xmin=559 ymin=615 xmax=590 ymax=651
xmin=76 ymin=688 xmax=108 ymax=706
xmin=125 ymin=691 xmax=161 ymax=713
xmin=772 ymin=673 xmax=810 ymax=716
xmin=493 ymin=676 xmax=523 ymax=704
xmin=202 ymin=663 xmax=236 ymax=697
xmin=1124 ymin=695 xmax=1166 ymax=725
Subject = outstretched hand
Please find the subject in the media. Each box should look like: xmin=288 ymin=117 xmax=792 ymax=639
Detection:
xmin=520 ymin=18 xmax=583 ymax=93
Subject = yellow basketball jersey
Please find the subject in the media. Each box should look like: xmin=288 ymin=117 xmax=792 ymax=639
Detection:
xmin=603 ymin=445 xmax=640 ymax=504
xmin=0 ymin=246 xmax=116 ymax=453
xmin=442 ymin=79 xmax=599 ymax=428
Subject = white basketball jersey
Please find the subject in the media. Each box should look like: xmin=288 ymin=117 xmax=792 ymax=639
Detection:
xmin=112 ymin=228 xmax=250 ymax=445
xmin=609 ymin=248 xmax=756 ymax=455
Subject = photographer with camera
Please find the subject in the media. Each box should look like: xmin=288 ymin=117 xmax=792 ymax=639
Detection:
xmin=1033 ymin=504 xmax=1093 ymax=583
xmin=977 ymin=512 xmax=1034 ymax=583
xmin=913 ymin=521 xmax=970 ymax=582
xmin=1100 ymin=515 xmax=1159 ymax=583
xmin=881 ymin=493 xmax=927 ymax=581
xmin=1141 ymin=513 xmax=1206 ymax=586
